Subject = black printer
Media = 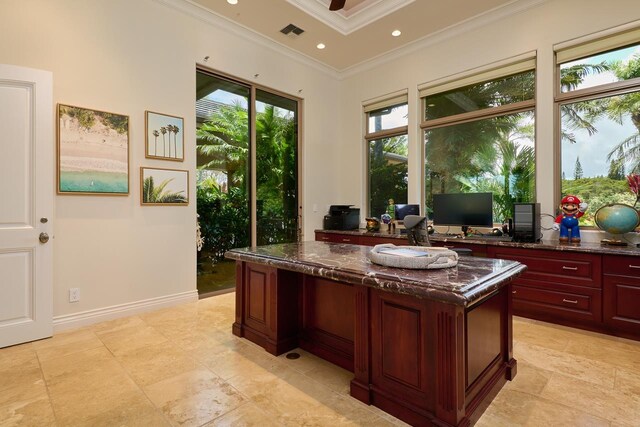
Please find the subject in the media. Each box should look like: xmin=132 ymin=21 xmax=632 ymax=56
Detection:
xmin=323 ymin=205 xmax=360 ymax=230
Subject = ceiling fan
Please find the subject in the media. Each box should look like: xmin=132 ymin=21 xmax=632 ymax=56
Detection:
xmin=329 ymin=0 xmax=346 ymax=11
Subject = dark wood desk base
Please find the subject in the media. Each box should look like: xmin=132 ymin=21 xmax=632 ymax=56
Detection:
xmin=233 ymin=260 xmax=516 ymax=427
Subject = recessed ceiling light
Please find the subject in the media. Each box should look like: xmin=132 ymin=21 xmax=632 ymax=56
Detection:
xmin=317 ymin=43 xmax=326 ymax=50
xmin=392 ymin=30 xmax=402 ymax=37
xmin=227 ymin=0 xmax=238 ymax=4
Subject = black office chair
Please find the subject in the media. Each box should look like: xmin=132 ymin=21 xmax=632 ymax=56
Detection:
xmin=404 ymin=215 xmax=472 ymax=256
xmin=404 ymin=215 xmax=430 ymax=246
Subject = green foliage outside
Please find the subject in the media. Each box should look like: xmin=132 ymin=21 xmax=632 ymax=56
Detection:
xmin=562 ymin=177 xmax=636 ymax=226
xmin=560 ymin=50 xmax=640 ymax=227
xmin=424 ymin=112 xmax=535 ymax=223
xmin=369 ymin=136 xmax=408 ymax=218
xmin=421 ymin=70 xmax=537 ymax=224
xmin=196 ymin=101 xmax=297 ymax=263
xmin=196 ymin=176 xmax=249 ymax=261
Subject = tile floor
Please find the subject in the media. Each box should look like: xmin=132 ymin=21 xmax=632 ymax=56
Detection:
xmin=1 ymin=292 xmax=639 ymax=426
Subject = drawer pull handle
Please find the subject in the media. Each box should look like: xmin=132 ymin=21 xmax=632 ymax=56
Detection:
xmin=562 ymin=266 xmax=578 ymax=271
xmin=342 ymin=238 xmax=351 ymax=242
xmin=321 ymin=237 xmax=330 ymax=241
xmin=562 ymin=298 xmax=578 ymax=304
xmin=629 ymin=265 xmax=640 ymax=269
xmin=512 ymin=290 xmax=517 ymax=294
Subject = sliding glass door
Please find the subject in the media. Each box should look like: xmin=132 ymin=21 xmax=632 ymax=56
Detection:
xmin=256 ymin=89 xmax=298 ymax=246
xmin=196 ymin=71 xmax=300 ymax=296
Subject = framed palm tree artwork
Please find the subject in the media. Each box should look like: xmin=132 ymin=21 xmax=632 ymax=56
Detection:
xmin=145 ymin=111 xmax=184 ymax=161
xmin=140 ymin=167 xmax=189 ymax=206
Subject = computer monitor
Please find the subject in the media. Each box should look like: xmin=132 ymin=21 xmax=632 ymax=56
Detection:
xmin=432 ymin=193 xmax=493 ymax=233
xmin=395 ymin=204 xmax=420 ymax=220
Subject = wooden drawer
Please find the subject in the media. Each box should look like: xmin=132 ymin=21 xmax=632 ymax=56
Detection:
xmin=603 ymin=255 xmax=640 ymax=277
xmin=315 ymin=232 xmax=360 ymax=244
xmin=512 ymin=283 xmax=602 ymax=324
xmin=489 ymin=247 xmax=601 ymax=288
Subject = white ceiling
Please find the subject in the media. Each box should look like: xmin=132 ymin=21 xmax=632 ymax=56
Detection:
xmin=188 ymin=0 xmax=537 ymax=71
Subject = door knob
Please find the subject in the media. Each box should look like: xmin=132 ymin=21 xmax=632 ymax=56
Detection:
xmin=39 ymin=232 xmax=49 ymax=244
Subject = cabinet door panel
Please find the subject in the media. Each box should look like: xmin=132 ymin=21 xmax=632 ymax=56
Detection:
xmin=604 ymin=275 xmax=640 ymax=338
xmin=244 ymin=264 xmax=270 ymax=334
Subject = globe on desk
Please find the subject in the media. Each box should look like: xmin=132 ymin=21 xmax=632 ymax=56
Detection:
xmin=594 ymin=203 xmax=640 ymax=245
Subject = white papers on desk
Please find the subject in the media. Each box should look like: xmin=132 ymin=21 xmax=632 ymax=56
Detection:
xmin=377 ymin=248 xmax=430 ymax=258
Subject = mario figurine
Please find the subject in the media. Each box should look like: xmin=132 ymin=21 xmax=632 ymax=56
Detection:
xmin=553 ymin=195 xmax=588 ymax=244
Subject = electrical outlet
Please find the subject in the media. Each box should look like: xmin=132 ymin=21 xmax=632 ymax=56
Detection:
xmin=69 ymin=288 xmax=80 ymax=303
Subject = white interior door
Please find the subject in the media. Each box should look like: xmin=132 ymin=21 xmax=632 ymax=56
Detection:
xmin=0 ymin=64 xmax=53 ymax=348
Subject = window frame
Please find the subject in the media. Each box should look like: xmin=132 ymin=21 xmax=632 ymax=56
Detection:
xmin=364 ymin=95 xmax=409 ymax=217
xmin=196 ymin=67 xmax=304 ymax=243
xmin=554 ymin=34 xmax=640 ymax=227
xmin=420 ymin=58 xmax=537 ymax=225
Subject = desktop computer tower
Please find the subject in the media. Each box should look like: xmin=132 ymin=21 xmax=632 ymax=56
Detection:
xmin=513 ymin=203 xmax=541 ymax=242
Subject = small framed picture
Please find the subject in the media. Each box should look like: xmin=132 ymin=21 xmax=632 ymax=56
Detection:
xmin=57 ymin=104 xmax=129 ymax=195
xmin=140 ymin=167 xmax=189 ymax=206
xmin=145 ymin=111 xmax=184 ymax=161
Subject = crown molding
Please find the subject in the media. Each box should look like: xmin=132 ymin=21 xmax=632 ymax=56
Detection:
xmin=152 ymin=0 xmax=342 ymax=79
xmin=340 ymin=0 xmax=548 ymax=79
xmin=155 ymin=0 xmax=547 ymax=81
xmin=286 ymin=0 xmax=415 ymax=35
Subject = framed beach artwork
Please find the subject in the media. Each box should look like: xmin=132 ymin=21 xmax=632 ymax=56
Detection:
xmin=140 ymin=167 xmax=189 ymax=206
xmin=145 ymin=111 xmax=184 ymax=161
xmin=57 ymin=104 xmax=129 ymax=195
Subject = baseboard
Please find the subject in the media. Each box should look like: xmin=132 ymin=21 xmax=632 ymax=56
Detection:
xmin=53 ymin=290 xmax=199 ymax=333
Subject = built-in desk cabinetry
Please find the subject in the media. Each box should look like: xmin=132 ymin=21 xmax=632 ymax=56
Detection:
xmin=487 ymin=247 xmax=602 ymax=327
xmin=315 ymin=230 xmax=640 ymax=341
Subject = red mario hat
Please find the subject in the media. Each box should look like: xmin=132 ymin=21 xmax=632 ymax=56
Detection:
xmin=561 ymin=195 xmax=581 ymax=205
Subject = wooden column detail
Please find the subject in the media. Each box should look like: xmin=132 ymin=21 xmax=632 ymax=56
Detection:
xmin=351 ymin=285 xmax=371 ymax=403
xmin=436 ymin=307 xmax=466 ymax=425
xmin=232 ymin=261 xmax=244 ymax=337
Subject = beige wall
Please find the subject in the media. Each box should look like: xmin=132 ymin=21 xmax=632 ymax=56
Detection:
xmin=339 ymin=0 xmax=640 ymax=243
xmin=0 ymin=0 xmax=341 ymax=320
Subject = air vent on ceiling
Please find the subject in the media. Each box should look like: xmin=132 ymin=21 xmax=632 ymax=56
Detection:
xmin=280 ymin=23 xmax=305 ymax=36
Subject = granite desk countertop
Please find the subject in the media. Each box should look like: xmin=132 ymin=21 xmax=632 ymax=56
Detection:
xmin=226 ymin=241 xmax=526 ymax=307
xmin=316 ymin=229 xmax=640 ymax=257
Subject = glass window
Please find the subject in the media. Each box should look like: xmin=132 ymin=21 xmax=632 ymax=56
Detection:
xmin=424 ymin=70 xmax=535 ymax=121
xmin=255 ymin=89 xmax=299 ymax=246
xmin=368 ymin=135 xmax=408 ymax=218
xmin=558 ymin=42 xmax=640 ymax=226
xmin=425 ymin=111 xmax=535 ymax=223
xmin=422 ymin=65 xmax=536 ymax=224
xmin=367 ymin=103 xmax=408 ymax=133
xmin=560 ymin=42 xmax=640 ymax=93
xmin=195 ymin=71 xmax=300 ymax=296
xmin=366 ymin=99 xmax=408 ymax=218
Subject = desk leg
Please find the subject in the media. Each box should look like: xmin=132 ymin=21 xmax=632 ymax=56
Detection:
xmin=350 ymin=285 xmax=371 ymax=404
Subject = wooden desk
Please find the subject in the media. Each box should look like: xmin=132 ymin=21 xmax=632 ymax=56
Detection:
xmin=226 ymin=242 xmax=526 ymax=426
